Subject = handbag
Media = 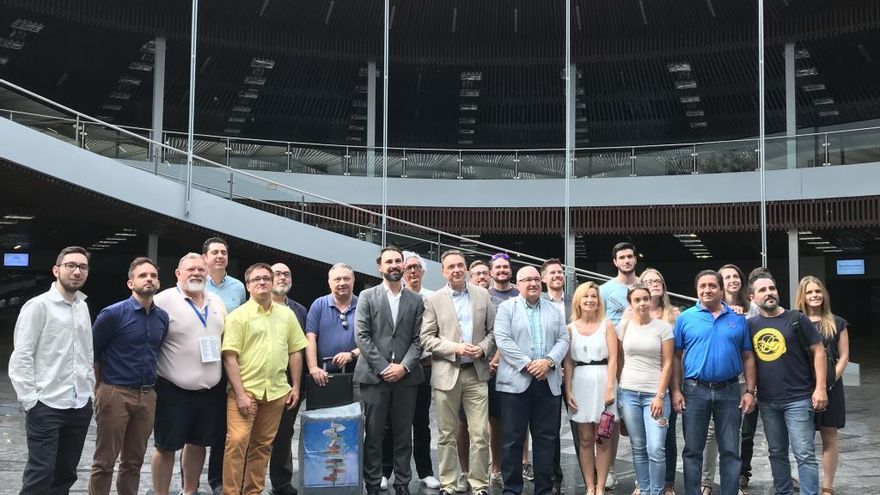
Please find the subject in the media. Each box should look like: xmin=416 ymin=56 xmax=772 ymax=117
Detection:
xmin=305 ymin=358 xmax=355 ymax=410
xmin=789 ymin=310 xmax=837 ymax=391
xmin=596 ymin=409 xmax=616 ymax=443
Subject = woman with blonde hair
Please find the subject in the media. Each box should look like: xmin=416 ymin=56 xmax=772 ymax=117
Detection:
xmin=795 ymin=276 xmax=850 ymax=495
xmin=564 ymin=281 xmax=619 ymax=495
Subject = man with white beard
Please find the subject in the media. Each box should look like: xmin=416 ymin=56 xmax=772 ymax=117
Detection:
xmin=150 ymin=253 xmax=228 ymax=495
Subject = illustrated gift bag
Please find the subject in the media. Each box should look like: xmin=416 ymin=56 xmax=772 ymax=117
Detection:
xmin=298 ymin=402 xmax=364 ymax=495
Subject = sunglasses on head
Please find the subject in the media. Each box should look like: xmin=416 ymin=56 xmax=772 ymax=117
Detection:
xmin=491 ymin=253 xmax=510 ymax=261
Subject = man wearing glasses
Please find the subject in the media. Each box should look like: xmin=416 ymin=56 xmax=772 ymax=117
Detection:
xmin=268 ymin=262 xmax=309 ymax=495
xmin=10 ymin=246 xmax=95 ymax=494
xmin=221 ymin=263 xmax=307 ymax=494
xmin=494 ymin=266 xmax=570 ymax=495
xmin=469 ymin=260 xmax=491 ymax=289
xmin=306 ymin=263 xmax=360 ymax=388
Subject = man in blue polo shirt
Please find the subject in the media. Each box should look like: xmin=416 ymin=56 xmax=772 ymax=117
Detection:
xmin=90 ymin=257 xmax=169 ymax=495
xmin=306 ymin=263 xmax=360 ymax=386
xmin=672 ymin=269 xmax=756 ymax=495
xmin=202 ymin=236 xmax=245 ymax=495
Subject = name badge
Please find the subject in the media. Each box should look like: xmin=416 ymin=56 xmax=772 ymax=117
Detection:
xmin=199 ymin=335 xmax=221 ymax=363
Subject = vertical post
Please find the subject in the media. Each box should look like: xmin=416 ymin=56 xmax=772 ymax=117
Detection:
xmin=74 ymin=115 xmax=80 ymax=148
xmin=147 ymin=234 xmax=159 ymax=263
xmin=784 ymin=42 xmax=796 ymax=169
xmin=564 ymin=0 xmax=575 ymax=298
xmin=152 ymin=37 xmax=166 ymax=174
xmin=381 ymin=0 xmax=389 ymax=246
xmin=367 ymin=61 xmax=377 ymax=177
xmin=286 ymin=143 xmax=292 ymax=172
xmin=758 ymin=0 xmax=768 ymax=267
xmin=787 ymin=228 xmax=799 ymax=307
xmin=185 ymin=0 xmax=199 ymax=217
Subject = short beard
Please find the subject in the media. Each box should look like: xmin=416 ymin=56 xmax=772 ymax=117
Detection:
xmin=384 ymin=270 xmax=403 ymax=282
xmin=58 ymin=279 xmax=84 ymax=293
xmin=759 ymin=299 xmax=779 ymax=312
xmin=272 ymin=284 xmax=291 ymax=296
xmin=133 ymin=285 xmax=157 ymax=297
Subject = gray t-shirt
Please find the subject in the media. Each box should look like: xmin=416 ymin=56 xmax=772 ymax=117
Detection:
xmin=618 ymin=319 xmax=674 ymax=394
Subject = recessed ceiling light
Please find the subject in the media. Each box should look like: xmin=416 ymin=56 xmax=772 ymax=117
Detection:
xmin=799 ymin=236 xmax=822 ymax=241
xmin=807 ymin=241 xmax=831 ymax=245
xmin=4 ymin=214 xmax=33 ymax=220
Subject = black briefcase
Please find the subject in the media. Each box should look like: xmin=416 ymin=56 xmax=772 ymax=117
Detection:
xmin=305 ymin=358 xmax=355 ymax=410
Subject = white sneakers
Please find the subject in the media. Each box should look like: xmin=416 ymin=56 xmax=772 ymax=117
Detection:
xmin=420 ymin=475 xmax=441 ymax=489
xmin=380 ymin=476 xmax=389 ymax=490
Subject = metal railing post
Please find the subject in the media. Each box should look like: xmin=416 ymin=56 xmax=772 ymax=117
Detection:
xmin=457 ymin=150 xmax=464 ymax=179
xmin=630 ymin=147 xmax=636 ymax=176
xmin=401 ymin=149 xmax=407 ymax=178
xmin=514 ymin=151 xmax=521 ymax=179
xmin=691 ymin=145 xmax=698 ymax=174
xmin=286 ymin=143 xmax=292 ymax=172
xmin=822 ymin=133 xmax=830 ymax=166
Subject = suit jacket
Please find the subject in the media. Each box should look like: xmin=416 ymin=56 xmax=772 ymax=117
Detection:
xmin=354 ymin=284 xmax=425 ymax=386
xmin=494 ymin=296 xmax=570 ymax=395
xmin=420 ymin=284 xmax=496 ymax=391
xmin=541 ymin=291 xmax=572 ymax=322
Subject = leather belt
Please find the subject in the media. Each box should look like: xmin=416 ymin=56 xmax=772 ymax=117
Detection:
xmin=688 ymin=377 xmax=738 ymax=389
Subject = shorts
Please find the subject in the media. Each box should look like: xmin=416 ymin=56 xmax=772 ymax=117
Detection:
xmin=488 ymin=376 xmax=501 ymax=418
xmin=153 ymin=377 xmax=225 ymax=452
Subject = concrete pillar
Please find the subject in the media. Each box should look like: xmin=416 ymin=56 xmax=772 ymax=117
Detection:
xmin=147 ymin=233 xmax=159 ymax=263
xmin=151 ymin=37 xmax=166 ymax=173
xmin=785 ymin=42 xmax=796 ymax=169
xmin=564 ymin=63 xmax=577 ymax=296
xmin=787 ymin=228 xmax=799 ymax=307
xmin=366 ymin=60 xmax=377 ymax=177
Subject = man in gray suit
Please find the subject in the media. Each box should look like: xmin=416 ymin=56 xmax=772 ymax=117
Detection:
xmin=494 ymin=266 xmax=570 ymax=495
xmin=355 ymin=246 xmax=425 ymax=495
xmin=421 ymin=250 xmax=496 ymax=495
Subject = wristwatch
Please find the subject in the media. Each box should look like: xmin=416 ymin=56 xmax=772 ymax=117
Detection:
xmin=544 ymin=356 xmax=556 ymax=369
xmin=745 ymin=389 xmax=756 ymax=397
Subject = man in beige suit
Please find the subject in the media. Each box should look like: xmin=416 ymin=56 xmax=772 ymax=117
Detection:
xmin=421 ymin=250 xmax=496 ymax=495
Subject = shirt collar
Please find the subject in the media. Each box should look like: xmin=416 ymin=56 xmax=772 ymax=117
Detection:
xmin=328 ymin=294 xmax=357 ymax=312
xmin=520 ymin=295 xmax=541 ymax=309
xmin=125 ymin=295 xmax=156 ymax=313
xmin=381 ymin=281 xmax=402 ymax=296
xmin=697 ymin=301 xmax=730 ymax=315
xmin=48 ymin=283 xmax=87 ymax=304
xmin=447 ymin=283 xmax=469 ymax=297
xmin=208 ymin=273 xmax=229 ymax=288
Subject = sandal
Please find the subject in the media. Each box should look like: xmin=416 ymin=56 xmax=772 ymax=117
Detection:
xmin=821 ymin=489 xmax=834 ymax=495
xmin=701 ymin=485 xmax=712 ymax=495
xmin=664 ymin=487 xmax=676 ymax=495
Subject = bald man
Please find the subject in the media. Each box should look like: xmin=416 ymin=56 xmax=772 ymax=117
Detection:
xmin=268 ymin=262 xmax=308 ymax=495
xmin=494 ymin=266 xmax=570 ymax=495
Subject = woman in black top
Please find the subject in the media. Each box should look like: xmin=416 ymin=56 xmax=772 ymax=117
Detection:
xmin=795 ymin=276 xmax=850 ymax=495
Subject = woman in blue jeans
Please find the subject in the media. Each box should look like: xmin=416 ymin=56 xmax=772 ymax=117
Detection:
xmin=617 ymin=284 xmax=675 ymax=495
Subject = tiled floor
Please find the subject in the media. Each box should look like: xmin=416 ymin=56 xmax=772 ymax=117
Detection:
xmin=0 ymin=351 xmax=876 ymax=494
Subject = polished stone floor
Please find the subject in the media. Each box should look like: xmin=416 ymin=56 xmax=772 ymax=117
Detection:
xmin=0 ymin=342 xmax=877 ymax=495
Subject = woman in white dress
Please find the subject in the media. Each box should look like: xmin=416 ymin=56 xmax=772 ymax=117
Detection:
xmin=564 ymin=281 xmax=619 ymax=495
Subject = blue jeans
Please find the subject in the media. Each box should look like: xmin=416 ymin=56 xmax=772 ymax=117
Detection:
xmin=760 ymin=399 xmax=819 ymax=495
xmin=681 ymin=380 xmax=742 ymax=495
xmin=619 ymin=389 xmax=670 ymax=495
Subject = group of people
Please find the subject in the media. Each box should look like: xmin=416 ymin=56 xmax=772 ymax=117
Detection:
xmin=8 ymin=238 xmax=849 ymax=495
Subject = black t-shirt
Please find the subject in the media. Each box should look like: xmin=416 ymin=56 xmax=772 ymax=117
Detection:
xmin=748 ymin=310 xmax=822 ymax=403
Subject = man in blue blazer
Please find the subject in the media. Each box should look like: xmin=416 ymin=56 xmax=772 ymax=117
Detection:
xmin=355 ymin=246 xmax=425 ymax=495
xmin=494 ymin=266 xmax=570 ymax=495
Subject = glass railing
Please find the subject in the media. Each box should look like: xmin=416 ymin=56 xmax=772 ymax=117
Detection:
xmin=3 ymin=79 xmax=680 ymax=298
xmin=3 ymin=97 xmax=880 ymax=180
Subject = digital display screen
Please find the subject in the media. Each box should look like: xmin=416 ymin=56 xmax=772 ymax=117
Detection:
xmin=3 ymin=253 xmax=29 ymax=267
xmin=836 ymin=259 xmax=865 ymax=276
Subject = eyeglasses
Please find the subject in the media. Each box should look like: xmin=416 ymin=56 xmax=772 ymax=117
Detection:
xmin=247 ymin=276 xmax=273 ymax=284
xmin=517 ymin=277 xmax=542 ymax=284
xmin=59 ymin=263 xmax=89 ymax=272
xmin=338 ymin=313 xmax=349 ymax=329
xmin=273 ymin=270 xmax=292 ymax=278
xmin=403 ymin=265 xmax=422 ymax=272
xmin=642 ymin=278 xmax=663 ymax=286
xmin=491 ymin=253 xmax=510 ymax=261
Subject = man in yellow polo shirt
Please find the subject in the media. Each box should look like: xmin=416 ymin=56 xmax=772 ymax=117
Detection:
xmin=221 ymin=262 xmax=307 ymax=494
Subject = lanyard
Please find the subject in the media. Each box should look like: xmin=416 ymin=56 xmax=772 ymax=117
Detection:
xmin=178 ymin=287 xmax=209 ymax=328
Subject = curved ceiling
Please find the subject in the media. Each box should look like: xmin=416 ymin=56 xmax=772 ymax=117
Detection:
xmin=1 ymin=0 xmax=878 ymax=148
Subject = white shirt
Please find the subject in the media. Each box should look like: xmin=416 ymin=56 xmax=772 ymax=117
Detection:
xmin=9 ymin=284 xmax=96 ymax=411
xmin=448 ymin=284 xmax=474 ymax=363
xmin=382 ymin=282 xmax=402 ymax=325
xmin=153 ymin=286 xmax=227 ymax=390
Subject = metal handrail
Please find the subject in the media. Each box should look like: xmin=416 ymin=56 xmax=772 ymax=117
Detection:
xmin=3 ymin=78 xmax=666 ymax=298
xmin=3 ymin=106 xmax=879 ymax=155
